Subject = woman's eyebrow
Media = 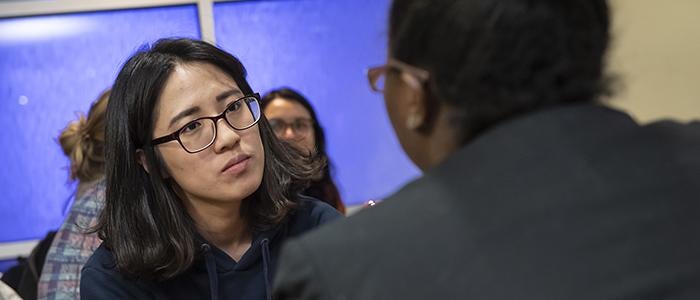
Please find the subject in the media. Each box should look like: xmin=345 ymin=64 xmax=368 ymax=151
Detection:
xmin=216 ymin=89 xmax=243 ymax=102
xmin=168 ymin=89 xmax=242 ymax=128
xmin=169 ymin=106 xmax=200 ymax=129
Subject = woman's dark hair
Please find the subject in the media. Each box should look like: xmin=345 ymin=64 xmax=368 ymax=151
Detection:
xmin=261 ymin=88 xmax=345 ymax=214
xmin=97 ymin=38 xmax=321 ymax=280
xmin=389 ymin=0 xmax=613 ymax=142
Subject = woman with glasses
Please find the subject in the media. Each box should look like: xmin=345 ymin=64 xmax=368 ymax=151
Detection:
xmin=261 ymin=88 xmax=346 ymax=214
xmin=80 ymin=38 xmax=341 ymax=300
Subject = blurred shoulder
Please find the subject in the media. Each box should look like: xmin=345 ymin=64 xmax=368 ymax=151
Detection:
xmin=644 ymin=119 xmax=700 ymax=136
xmin=290 ymin=194 xmax=410 ymax=254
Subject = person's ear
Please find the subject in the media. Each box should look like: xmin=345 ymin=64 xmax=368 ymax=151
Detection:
xmin=403 ymin=73 xmax=428 ymax=131
xmin=135 ymin=149 xmax=150 ymax=174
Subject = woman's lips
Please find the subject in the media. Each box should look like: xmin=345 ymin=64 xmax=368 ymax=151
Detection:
xmin=221 ymin=156 xmax=250 ymax=175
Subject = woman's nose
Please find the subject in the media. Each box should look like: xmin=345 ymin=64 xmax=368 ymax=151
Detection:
xmin=282 ymin=126 xmax=297 ymax=139
xmin=213 ymin=118 xmax=241 ymax=152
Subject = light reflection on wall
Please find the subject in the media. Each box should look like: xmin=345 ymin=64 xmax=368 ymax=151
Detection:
xmin=0 ymin=16 xmax=93 ymax=43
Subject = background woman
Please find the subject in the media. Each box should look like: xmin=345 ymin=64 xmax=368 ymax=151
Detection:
xmin=262 ymin=88 xmax=345 ymax=214
xmin=38 ymin=89 xmax=109 ymax=300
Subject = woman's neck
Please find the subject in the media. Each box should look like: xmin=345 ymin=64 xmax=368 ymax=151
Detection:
xmin=185 ymin=199 xmax=252 ymax=261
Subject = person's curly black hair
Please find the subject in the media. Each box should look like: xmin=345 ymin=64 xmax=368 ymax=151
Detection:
xmin=390 ymin=0 xmax=614 ymax=142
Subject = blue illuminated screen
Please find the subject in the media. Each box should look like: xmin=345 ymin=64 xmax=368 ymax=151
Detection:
xmin=214 ymin=0 xmax=419 ymax=207
xmin=0 ymin=5 xmax=200 ymax=243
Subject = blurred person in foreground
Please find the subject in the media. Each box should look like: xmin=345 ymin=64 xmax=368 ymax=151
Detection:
xmin=273 ymin=0 xmax=700 ymax=299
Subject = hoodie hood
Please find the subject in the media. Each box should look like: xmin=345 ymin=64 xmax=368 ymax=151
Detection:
xmin=198 ymin=225 xmax=282 ymax=300
xmin=79 ymin=197 xmax=342 ymax=300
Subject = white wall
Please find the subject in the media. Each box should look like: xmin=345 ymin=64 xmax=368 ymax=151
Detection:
xmin=608 ymin=0 xmax=700 ymax=122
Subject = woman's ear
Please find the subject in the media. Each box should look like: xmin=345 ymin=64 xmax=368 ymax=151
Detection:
xmin=135 ymin=149 xmax=150 ymax=174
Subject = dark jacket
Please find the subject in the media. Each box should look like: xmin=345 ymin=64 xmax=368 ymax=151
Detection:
xmin=0 ymin=231 xmax=56 ymax=300
xmin=81 ymin=198 xmax=341 ymax=300
xmin=274 ymin=104 xmax=700 ymax=299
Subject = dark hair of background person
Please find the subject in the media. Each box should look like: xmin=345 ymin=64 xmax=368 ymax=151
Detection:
xmin=58 ymin=89 xmax=110 ymax=182
xmin=389 ymin=0 xmax=613 ymax=143
xmin=96 ymin=38 xmax=323 ymax=281
xmin=261 ymin=88 xmax=346 ymax=214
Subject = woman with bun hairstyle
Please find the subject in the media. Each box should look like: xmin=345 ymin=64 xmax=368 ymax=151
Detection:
xmin=37 ymin=89 xmax=109 ymax=300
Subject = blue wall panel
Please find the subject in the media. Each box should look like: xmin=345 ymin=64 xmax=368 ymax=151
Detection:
xmin=0 ymin=6 xmax=200 ymax=242
xmin=214 ymin=0 xmax=420 ymax=206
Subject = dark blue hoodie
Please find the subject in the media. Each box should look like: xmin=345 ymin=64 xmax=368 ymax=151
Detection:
xmin=80 ymin=198 xmax=341 ymax=300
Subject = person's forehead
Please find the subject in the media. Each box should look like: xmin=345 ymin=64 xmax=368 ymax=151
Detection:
xmin=154 ymin=63 xmax=242 ymax=127
xmin=174 ymin=62 xmax=237 ymax=86
xmin=264 ymin=98 xmax=312 ymax=119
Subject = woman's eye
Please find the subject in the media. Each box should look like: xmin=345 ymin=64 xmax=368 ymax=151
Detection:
xmin=226 ymin=101 xmax=242 ymax=113
xmin=293 ymin=122 xmax=306 ymax=131
xmin=182 ymin=121 xmax=202 ymax=134
xmin=268 ymin=120 xmax=281 ymax=130
xmin=294 ymin=121 xmax=311 ymax=131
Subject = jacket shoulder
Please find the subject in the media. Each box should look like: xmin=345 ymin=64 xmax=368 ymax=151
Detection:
xmin=274 ymin=185 xmax=433 ymax=299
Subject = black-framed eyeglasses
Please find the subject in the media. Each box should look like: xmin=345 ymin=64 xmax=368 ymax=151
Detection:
xmin=150 ymin=93 xmax=262 ymax=154
xmin=268 ymin=118 xmax=314 ymax=137
xmin=367 ymin=58 xmax=429 ymax=93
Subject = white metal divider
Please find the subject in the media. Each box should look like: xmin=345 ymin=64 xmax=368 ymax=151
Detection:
xmin=0 ymin=240 xmax=38 ymax=261
xmin=0 ymin=0 xmax=246 ymax=42
xmin=197 ymin=0 xmax=216 ymax=43
xmin=0 ymin=0 xmax=197 ymax=18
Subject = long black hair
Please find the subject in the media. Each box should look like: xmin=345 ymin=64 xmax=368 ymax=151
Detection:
xmin=389 ymin=0 xmax=613 ymax=142
xmin=261 ymin=88 xmax=345 ymax=214
xmin=96 ymin=38 xmax=321 ymax=280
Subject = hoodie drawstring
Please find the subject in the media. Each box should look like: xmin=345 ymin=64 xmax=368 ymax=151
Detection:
xmin=202 ymin=244 xmax=220 ymax=300
xmin=261 ymin=238 xmax=272 ymax=300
